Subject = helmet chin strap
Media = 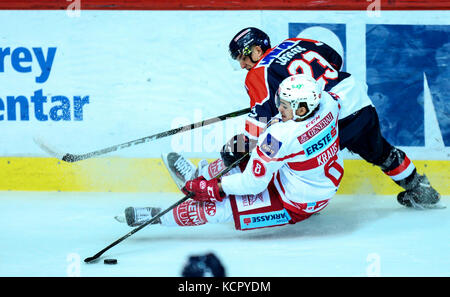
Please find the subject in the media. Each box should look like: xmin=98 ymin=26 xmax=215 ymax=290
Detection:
xmin=249 ymin=55 xmax=259 ymax=64
xmin=247 ymin=48 xmax=263 ymax=64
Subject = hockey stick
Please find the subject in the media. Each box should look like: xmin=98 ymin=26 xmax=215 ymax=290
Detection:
xmin=36 ymin=107 xmax=250 ymax=163
xmin=84 ymin=152 xmax=249 ymax=263
xmin=84 ymin=192 xmax=193 ymax=263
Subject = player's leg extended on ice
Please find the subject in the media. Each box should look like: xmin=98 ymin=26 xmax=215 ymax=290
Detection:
xmin=117 ymin=159 xmax=241 ymax=227
xmin=339 ymin=106 xmax=442 ymax=209
xmin=118 ymin=162 xmax=317 ymax=230
xmin=158 ymin=189 xmax=312 ymax=230
xmin=120 ymin=193 xmax=303 ymax=230
xmin=117 ymin=198 xmax=235 ymax=227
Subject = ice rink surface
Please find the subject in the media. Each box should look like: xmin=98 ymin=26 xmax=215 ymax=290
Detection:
xmin=0 ymin=191 xmax=448 ymax=277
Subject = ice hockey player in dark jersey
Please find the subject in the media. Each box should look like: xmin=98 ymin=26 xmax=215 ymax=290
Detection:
xmin=222 ymin=27 xmax=441 ymax=210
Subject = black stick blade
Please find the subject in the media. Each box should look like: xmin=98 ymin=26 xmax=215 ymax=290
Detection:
xmin=84 ymin=256 xmax=99 ymax=263
xmin=62 ymin=153 xmax=78 ymax=162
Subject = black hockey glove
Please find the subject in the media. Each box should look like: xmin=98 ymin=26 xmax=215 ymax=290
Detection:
xmin=220 ymin=134 xmax=253 ymax=167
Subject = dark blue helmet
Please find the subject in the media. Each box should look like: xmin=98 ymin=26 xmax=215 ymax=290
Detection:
xmin=229 ymin=27 xmax=271 ymax=60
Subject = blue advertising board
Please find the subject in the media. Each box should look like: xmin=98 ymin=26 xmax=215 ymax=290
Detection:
xmin=289 ymin=23 xmax=449 ymax=147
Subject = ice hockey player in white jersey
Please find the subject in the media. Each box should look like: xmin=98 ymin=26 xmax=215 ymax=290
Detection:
xmin=124 ymin=74 xmax=344 ymax=230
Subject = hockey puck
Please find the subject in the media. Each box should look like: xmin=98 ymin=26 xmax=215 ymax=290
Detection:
xmin=104 ymin=259 xmax=118 ymax=265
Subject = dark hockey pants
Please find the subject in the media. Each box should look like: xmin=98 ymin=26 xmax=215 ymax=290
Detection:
xmin=338 ymin=106 xmax=417 ymax=190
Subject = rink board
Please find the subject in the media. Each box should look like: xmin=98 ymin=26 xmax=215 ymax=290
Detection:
xmin=0 ymin=157 xmax=448 ymax=195
xmin=0 ymin=6 xmax=448 ymax=196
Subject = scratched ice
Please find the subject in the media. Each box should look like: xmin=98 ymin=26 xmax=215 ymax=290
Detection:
xmin=0 ymin=191 xmax=448 ymax=277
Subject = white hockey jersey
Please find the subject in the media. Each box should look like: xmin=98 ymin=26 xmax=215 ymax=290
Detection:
xmin=221 ymin=91 xmax=344 ymax=214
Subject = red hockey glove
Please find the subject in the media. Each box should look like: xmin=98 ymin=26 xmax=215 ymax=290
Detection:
xmin=182 ymin=176 xmax=225 ymax=202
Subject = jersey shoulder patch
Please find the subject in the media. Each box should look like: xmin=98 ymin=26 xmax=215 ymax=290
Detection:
xmin=259 ymin=132 xmax=283 ymax=158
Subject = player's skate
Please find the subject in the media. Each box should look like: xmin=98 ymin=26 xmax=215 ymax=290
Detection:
xmin=397 ymin=174 xmax=444 ymax=209
xmin=162 ymin=152 xmax=202 ymax=190
xmin=114 ymin=207 xmax=162 ymax=227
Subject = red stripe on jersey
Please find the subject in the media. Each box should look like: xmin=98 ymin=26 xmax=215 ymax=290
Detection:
xmin=384 ymin=155 xmax=412 ymax=176
xmin=290 ymin=199 xmax=330 ymax=214
xmin=245 ymin=65 xmax=268 ymax=107
xmin=287 ymin=37 xmax=320 ymax=44
xmin=256 ymin=146 xmax=305 ymax=162
xmin=245 ymin=119 xmax=265 ymax=138
xmin=288 ymin=138 xmax=340 ymax=171
xmin=287 ymin=156 xmax=319 ymax=171
xmin=275 ymin=171 xmax=286 ymax=195
xmin=274 ymin=172 xmax=329 ymax=217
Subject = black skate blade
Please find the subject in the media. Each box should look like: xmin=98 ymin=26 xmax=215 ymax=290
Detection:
xmin=421 ymin=201 xmax=447 ymax=210
xmin=114 ymin=215 xmax=126 ymax=223
xmin=408 ymin=199 xmax=446 ymax=210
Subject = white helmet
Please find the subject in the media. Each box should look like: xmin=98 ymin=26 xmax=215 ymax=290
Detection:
xmin=275 ymin=74 xmax=323 ymax=120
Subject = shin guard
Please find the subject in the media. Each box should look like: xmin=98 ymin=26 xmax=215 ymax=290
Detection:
xmin=381 ymin=147 xmax=416 ymax=189
xmin=159 ymin=199 xmax=233 ymax=227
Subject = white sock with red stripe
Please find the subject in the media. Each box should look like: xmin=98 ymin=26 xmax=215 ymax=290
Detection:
xmin=197 ymin=158 xmax=241 ymax=180
xmin=383 ymin=154 xmax=416 ymax=183
xmin=380 ymin=147 xmax=420 ymax=191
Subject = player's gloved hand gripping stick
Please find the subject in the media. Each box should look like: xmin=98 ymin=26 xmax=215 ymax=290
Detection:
xmin=84 ymin=152 xmax=249 ymax=263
